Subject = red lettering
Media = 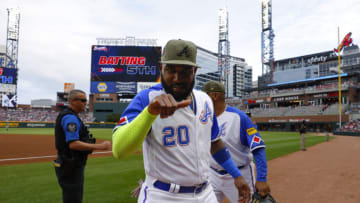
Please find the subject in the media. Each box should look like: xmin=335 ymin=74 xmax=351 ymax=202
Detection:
xmin=107 ymin=57 xmax=114 ymax=64
xmin=114 ymin=57 xmax=121 ymax=65
xmin=129 ymin=57 xmax=138 ymax=65
xmin=0 ymin=68 xmax=3 ymax=75
xmin=99 ymin=56 xmax=107 ymax=65
xmin=120 ymin=57 xmax=128 ymax=65
xmin=138 ymin=57 xmax=146 ymax=65
xmin=99 ymin=56 xmax=146 ymax=65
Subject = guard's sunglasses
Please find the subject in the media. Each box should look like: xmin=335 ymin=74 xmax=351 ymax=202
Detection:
xmin=74 ymin=98 xmax=87 ymax=103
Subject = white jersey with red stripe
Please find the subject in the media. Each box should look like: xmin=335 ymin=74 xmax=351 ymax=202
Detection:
xmin=209 ymin=106 xmax=265 ymax=171
xmin=116 ymin=84 xmax=220 ymax=186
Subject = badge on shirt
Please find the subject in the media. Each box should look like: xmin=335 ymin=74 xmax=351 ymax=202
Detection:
xmin=67 ymin=123 xmax=77 ymax=132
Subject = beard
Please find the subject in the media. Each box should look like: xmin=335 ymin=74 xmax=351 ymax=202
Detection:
xmin=161 ymin=74 xmax=195 ymax=102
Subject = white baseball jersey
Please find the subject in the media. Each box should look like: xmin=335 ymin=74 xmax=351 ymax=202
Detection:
xmin=117 ymin=84 xmax=220 ymax=186
xmin=209 ymin=106 xmax=265 ymax=171
xmin=209 ymin=106 xmax=265 ymax=203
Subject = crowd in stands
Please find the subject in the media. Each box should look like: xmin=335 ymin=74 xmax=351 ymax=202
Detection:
xmin=249 ymin=103 xmax=348 ymax=117
xmin=340 ymin=119 xmax=360 ymax=133
xmin=0 ymin=108 xmax=95 ymax=122
xmin=347 ymin=103 xmax=360 ymax=114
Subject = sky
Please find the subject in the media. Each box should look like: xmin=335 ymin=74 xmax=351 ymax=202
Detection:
xmin=0 ymin=0 xmax=360 ymax=104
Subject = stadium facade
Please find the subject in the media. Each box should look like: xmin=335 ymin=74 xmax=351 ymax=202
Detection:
xmin=242 ymin=44 xmax=360 ymax=133
xmin=272 ymin=45 xmax=360 ymax=83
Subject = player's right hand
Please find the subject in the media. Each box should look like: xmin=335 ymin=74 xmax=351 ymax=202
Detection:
xmin=100 ymin=141 xmax=112 ymax=150
xmin=148 ymin=94 xmax=191 ymax=118
xmin=234 ymin=176 xmax=251 ymax=203
xmin=255 ymin=181 xmax=271 ymax=197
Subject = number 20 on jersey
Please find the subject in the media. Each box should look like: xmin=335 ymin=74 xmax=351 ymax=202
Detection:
xmin=162 ymin=125 xmax=189 ymax=146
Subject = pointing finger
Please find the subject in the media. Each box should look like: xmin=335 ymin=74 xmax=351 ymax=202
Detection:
xmin=176 ymin=99 xmax=191 ymax=109
xmin=167 ymin=94 xmax=178 ymax=107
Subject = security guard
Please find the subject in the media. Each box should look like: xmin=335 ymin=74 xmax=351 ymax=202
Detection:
xmin=54 ymin=89 xmax=111 ymax=203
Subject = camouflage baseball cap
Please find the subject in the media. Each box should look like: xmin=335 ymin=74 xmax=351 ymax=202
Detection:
xmin=160 ymin=39 xmax=200 ymax=68
xmin=202 ymin=81 xmax=225 ymax=93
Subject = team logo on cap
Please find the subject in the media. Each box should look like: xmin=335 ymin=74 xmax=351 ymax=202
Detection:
xmin=177 ymin=46 xmax=190 ymax=57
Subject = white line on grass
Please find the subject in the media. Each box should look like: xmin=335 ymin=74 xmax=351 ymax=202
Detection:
xmin=0 ymin=151 xmax=113 ymax=162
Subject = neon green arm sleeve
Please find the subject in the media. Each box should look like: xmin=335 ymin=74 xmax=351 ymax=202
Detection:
xmin=112 ymin=106 xmax=158 ymax=159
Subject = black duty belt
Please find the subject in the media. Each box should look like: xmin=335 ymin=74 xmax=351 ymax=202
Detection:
xmin=210 ymin=165 xmax=245 ymax=175
xmin=153 ymin=180 xmax=208 ymax=194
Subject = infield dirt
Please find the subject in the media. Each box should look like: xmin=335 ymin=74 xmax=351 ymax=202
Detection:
xmin=0 ymin=134 xmax=112 ymax=165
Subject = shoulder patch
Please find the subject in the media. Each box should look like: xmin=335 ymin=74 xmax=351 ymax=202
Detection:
xmin=67 ymin=123 xmax=77 ymax=132
xmin=118 ymin=116 xmax=128 ymax=126
xmin=246 ymin=127 xmax=258 ymax=136
xmin=253 ymin=136 xmax=261 ymax=143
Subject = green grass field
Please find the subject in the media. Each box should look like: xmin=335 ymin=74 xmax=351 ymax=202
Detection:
xmin=0 ymin=129 xmax=332 ymax=202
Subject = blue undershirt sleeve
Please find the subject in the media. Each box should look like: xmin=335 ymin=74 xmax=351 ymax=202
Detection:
xmin=253 ymin=147 xmax=267 ymax=181
xmin=212 ymin=147 xmax=242 ymax=178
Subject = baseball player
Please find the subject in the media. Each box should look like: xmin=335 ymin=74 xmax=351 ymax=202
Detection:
xmin=112 ymin=39 xmax=250 ymax=203
xmin=202 ymin=81 xmax=271 ymax=203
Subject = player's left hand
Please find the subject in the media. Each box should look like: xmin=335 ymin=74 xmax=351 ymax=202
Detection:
xmin=234 ymin=176 xmax=250 ymax=203
xmin=255 ymin=181 xmax=271 ymax=197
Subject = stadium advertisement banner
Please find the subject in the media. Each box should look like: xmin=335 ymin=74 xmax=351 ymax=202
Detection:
xmin=64 ymin=82 xmax=75 ymax=93
xmin=275 ymin=51 xmax=337 ymax=66
xmin=0 ymin=122 xmax=19 ymax=127
xmin=26 ymin=123 xmax=47 ymax=127
xmin=90 ymin=45 xmax=161 ymax=83
xmin=137 ymin=82 xmax=159 ymax=93
xmin=0 ymin=67 xmax=17 ymax=84
xmin=90 ymin=81 xmax=115 ymax=93
xmin=2 ymin=94 xmax=17 ymax=108
xmin=0 ymin=83 xmax=16 ymax=94
xmin=115 ymin=82 xmax=137 ymax=94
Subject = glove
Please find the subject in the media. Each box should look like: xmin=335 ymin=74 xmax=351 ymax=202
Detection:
xmin=251 ymin=191 xmax=276 ymax=203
